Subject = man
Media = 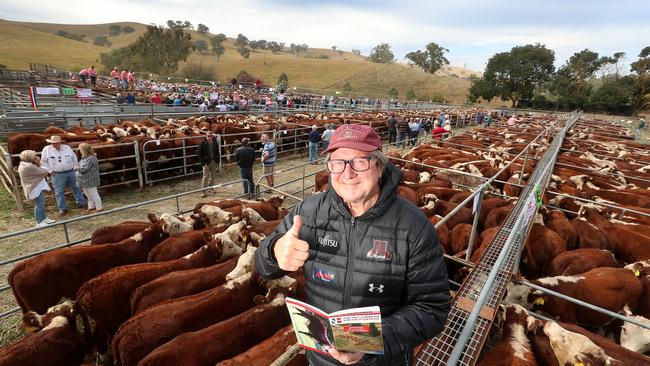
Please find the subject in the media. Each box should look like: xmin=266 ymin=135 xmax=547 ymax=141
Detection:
xmin=78 ymin=68 xmax=89 ymax=86
xmin=321 ymin=124 xmax=334 ymax=151
xmin=308 ymin=125 xmax=321 ymax=164
xmin=235 ymin=138 xmax=256 ymax=198
xmin=110 ymin=67 xmax=121 ymax=89
xmin=88 ymin=65 xmax=97 ymax=87
xmin=408 ymin=118 xmax=421 ymax=146
xmin=421 ymin=118 xmax=432 ymax=142
xmin=260 ymin=133 xmax=277 ymax=188
xmin=396 ymin=117 xmax=410 ymax=148
xmin=507 ymin=115 xmax=519 ymax=126
xmin=386 ymin=114 xmax=397 ymax=145
xmin=256 ymin=124 xmax=451 ymax=366
xmin=41 ymin=135 xmax=85 ymax=215
xmin=197 ymin=131 xmax=219 ymax=197
xmin=120 ymin=69 xmax=128 ymax=90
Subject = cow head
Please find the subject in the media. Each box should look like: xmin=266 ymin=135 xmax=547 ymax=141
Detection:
xmin=265 ymin=195 xmax=286 ymax=209
xmin=160 ymin=213 xmax=193 ymax=236
xmin=226 ymin=246 xmax=257 ymax=281
xmin=206 ymin=233 xmax=243 ymax=261
xmin=504 ymin=282 xmax=533 ymax=310
xmin=200 ymin=205 xmax=235 ymax=227
xmin=255 ymin=275 xmax=298 ymax=305
xmin=22 ymin=299 xmax=75 ymax=333
xmin=242 ymin=207 xmax=266 ymax=225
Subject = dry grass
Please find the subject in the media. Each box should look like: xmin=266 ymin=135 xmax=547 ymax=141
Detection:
xmin=0 ymin=19 xmax=473 ymax=102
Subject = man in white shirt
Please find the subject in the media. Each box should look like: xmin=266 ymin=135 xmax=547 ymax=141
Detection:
xmin=41 ymin=135 xmax=85 ymax=215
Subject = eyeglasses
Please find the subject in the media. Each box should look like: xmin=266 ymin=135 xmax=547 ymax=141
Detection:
xmin=326 ymin=157 xmax=374 ymax=174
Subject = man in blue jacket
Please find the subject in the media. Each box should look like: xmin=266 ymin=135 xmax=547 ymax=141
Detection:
xmin=256 ymin=124 xmax=451 ymax=365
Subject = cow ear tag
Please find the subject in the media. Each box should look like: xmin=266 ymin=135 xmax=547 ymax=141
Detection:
xmin=634 ymin=270 xmax=641 ymax=277
xmin=575 ymin=363 xmax=584 ymax=366
xmin=534 ymin=297 xmax=545 ymax=305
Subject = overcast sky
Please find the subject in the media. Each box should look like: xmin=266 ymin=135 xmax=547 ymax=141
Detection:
xmin=2 ymin=0 xmax=649 ymax=72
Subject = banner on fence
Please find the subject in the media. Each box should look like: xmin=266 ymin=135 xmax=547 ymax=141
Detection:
xmin=35 ymin=87 xmax=60 ymax=95
xmin=28 ymin=87 xmax=38 ymax=111
xmin=76 ymin=88 xmax=93 ymax=98
xmin=62 ymin=87 xmax=76 ymax=96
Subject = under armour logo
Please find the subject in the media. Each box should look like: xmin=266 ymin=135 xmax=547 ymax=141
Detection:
xmin=368 ymin=283 xmax=384 ymax=293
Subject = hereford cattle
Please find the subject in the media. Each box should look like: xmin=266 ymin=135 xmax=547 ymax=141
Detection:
xmin=570 ymin=217 xmax=613 ymax=252
xmin=546 ymin=248 xmax=619 ymax=277
xmin=113 ymin=273 xmax=294 ymax=366
xmin=191 ymin=205 xmax=236 ymax=228
xmin=215 ymin=325 xmax=297 ymax=366
xmin=8 ymin=213 xmax=192 ymax=314
xmin=313 ymin=170 xmax=329 ymax=192
xmin=137 ymin=293 xmax=292 ymax=366
xmin=450 ymin=223 xmax=476 ymax=256
xmin=397 ymin=185 xmax=419 ymax=206
xmin=147 ymin=225 xmax=227 ymax=262
xmin=476 ymin=305 xmax=537 ymax=366
xmin=242 ymin=195 xmax=285 ymax=221
xmin=483 ymin=204 xmax=513 ymax=229
xmin=0 ymin=302 xmax=85 ymax=366
xmin=76 ymin=232 xmax=244 ymax=343
xmin=506 ymin=267 xmax=643 ymax=327
xmin=130 ymin=257 xmax=238 ymax=314
xmin=531 ymin=321 xmax=650 ymax=366
xmin=625 ymin=261 xmax=650 ymax=318
xmin=90 ymin=221 xmax=150 ymax=245
xmin=620 ymin=306 xmax=650 ymax=354
xmin=425 ymin=194 xmax=472 ymax=230
xmin=542 ymin=209 xmax=578 ymax=250
xmin=470 ymin=226 xmax=501 ymax=263
xmin=522 ymin=222 xmax=567 ymax=279
xmin=582 ymin=208 xmax=650 ymax=264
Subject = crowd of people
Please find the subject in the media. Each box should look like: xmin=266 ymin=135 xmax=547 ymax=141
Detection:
xmin=17 ymin=136 xmax=103 ymax=227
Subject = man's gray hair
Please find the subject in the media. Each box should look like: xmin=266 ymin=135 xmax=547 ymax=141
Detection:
xmin=369 ymin=150 xmax=388 ymax=171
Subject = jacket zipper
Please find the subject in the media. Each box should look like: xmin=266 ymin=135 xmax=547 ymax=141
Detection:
xmin=343 ymin=216 xmax=356 ymax=308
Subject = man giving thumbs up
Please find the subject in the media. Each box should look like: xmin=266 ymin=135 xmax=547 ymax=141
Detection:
xmin=255 ymin=124 xmax=450 ymax=366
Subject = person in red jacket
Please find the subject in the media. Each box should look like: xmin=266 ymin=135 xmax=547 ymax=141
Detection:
xmin=431 ymin=121 xmax=446 ymax=140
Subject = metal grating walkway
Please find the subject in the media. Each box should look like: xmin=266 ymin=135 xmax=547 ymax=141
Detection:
xmin=415 ymin=113 xmax=580 ymax=366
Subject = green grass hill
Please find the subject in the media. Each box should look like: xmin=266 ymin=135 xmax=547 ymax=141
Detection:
xmin=0 ymin=19 xmax=478 ymax=102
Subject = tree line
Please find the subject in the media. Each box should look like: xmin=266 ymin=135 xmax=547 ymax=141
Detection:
xmin=468 ymin=44 xmax=650 ymax=115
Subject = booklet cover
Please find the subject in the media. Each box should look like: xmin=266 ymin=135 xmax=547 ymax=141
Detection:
xmin=285 ymin=297 xmax=384 ymax=355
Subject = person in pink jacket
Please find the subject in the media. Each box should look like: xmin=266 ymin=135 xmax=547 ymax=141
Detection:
xmin=110 ymin=67 xmax=121 ymax=89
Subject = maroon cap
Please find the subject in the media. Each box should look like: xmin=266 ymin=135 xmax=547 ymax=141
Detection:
xmin=322 ymin=124 xmax=382 ymax=154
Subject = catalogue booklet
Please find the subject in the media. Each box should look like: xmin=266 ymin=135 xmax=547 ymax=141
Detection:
xmin=285 ymin=297 xmax=384 ymax=355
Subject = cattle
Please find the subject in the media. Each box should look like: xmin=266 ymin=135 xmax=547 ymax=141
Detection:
xmin=8 ymin=213 xmax=192 ymax=314
xmin=582 ymin=208 xmax=650 ymax=264
xmin=570 ymin=217 xmax=613 ymax=252
xmin=242 ymin=195 xmax=285 ymax=221
xmin=546 ymin=248 xmax=619 ymax=277
xmin=450 ymin=223 xmax=476 ymax=256
xmin=137 ymin=292 xmax=292 ymax=366
xmin=397 ymin=185 xmax=419 ymax=206
xmin=242 ymin=207 xmax=266 ymax=225
xmin=130 ymin=256 xmax=238 ymax=314
xmin=469 ymin=226 xmax=501 ymax=263
xmin=313 ymin=170 xmax=329 ymax=192
xmin=215 ymin=325 xmax=297 ymax=366
xmin=148 ymin=225 xmax=227 ymax=262
xmin=542 ymin=209 xmax=578 ymax=250
xmin=424 ymin=194 xmax=473 ymax=231
xmin=0 ymin=301 xmax=85 ymax=366
xmin=531 ymin=321 xmax=650 ymax=366
xmin=113 ymin=273 xmax=294 ymax=366
xmin=625 ymin=261 xmax=650 ymax=318
xmin=619 ymin=306 xmax=650 ymax=354
xmin=483 ymin=204 xmax=513 ymax=229
xmin=506 ymin=267 xmax=643 ymax=327
xmin=522 ymin=222 xmax=567 ymax=279
xmin=76 ymin=231 xmax=244 ymax=345
xmin=476 ymin=305 xmax=537 ymax=366
xmin=90 ymin=221 xmax=150 ymax=245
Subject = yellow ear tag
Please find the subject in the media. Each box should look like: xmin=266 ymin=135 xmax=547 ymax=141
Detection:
xmin=534 ymin=297 xmax=545 ymax=306
xmin=634 ymin=270 xmax=641 ymax=277
xmin=575 ymin=363 xmax=585 ymax=366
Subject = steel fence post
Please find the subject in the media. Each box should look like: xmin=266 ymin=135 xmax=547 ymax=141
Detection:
xmin=465 ymin=187 xmax=485 ymax=262
xmin=133 ymin=141 xmax=144 ymax=188
xmin=518 ymin=148 xmax=530 ymax=185
xmin=182 ymin=138 xmax=188 ymax=176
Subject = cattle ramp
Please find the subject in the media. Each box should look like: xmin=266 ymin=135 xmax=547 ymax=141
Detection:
xmin=415 ymin=113 xmax=580 ymax=366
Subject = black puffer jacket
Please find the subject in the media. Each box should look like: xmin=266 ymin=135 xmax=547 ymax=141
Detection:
xmin=255 ymin=163 xmax=451 ymax=366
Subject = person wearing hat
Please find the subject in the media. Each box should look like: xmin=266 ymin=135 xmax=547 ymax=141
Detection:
xmin=17 ymin=150 xmax=56 ymax=226
xmin=235 ymin=137 xmax=256 ymax=198
xmin=256 ymin=124 xmax=451 ymax=366
xmin=308 ymin=124 xmax=321 ymax=164
xmin=41 ymin=135 xmax=86 ymax=215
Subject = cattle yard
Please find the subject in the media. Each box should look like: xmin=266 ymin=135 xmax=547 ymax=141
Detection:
xmin=0 ymin=105 xmax=650 ymax=366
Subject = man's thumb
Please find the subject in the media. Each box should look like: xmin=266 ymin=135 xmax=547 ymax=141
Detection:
xmin=289 ymin=215 xmax=302 ymax=237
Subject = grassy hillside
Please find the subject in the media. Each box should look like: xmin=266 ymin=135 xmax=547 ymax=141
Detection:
xmin=0 ymin=19 xmax=475 ymax=102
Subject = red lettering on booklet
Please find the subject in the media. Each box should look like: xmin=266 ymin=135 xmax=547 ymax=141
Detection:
xmin=343 ymin=325 xmax=370 ymax=333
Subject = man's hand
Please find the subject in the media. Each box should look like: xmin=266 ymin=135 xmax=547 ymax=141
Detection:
xmin=273 ymin=215 xmax=309 ymax=272
xmin=328 ymin=349 xmax=365 ymax=365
